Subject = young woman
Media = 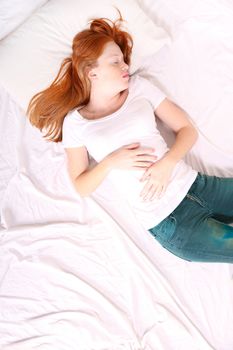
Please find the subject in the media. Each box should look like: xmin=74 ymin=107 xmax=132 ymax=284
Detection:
xmin=27 ymin=14 xmax=233 ymax=263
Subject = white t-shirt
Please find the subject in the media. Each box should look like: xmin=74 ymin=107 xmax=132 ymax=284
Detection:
xmin=62 ymin=75 xmax=197 ymax=230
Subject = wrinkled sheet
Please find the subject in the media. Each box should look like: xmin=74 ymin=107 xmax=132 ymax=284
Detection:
xmin=1 ymin=1 xmax=233 ymax=349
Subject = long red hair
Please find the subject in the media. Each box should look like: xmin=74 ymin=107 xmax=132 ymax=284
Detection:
xmin=27 ymin=13 xmax=133 ymax=142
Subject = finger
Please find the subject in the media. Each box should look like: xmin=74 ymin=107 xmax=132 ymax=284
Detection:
xmin=153 ymin=185 xmax=164 ymax=199
xmin=134 ymin=147 xmax=155 ymax=155
xmin=140 ymin=180 xmax=153 ymax=198
xmin=137 ymin=155 xmax=157 ymax=162
xmin=143 ymin=185 xmax=156 ymax=201
xmin=145 ymin=182 xmax=163 ymax=200
xmin=125 ymin=142 xmax=140 ymax=149
xmin=158 ymin=185 xmax=167 ymax=198
xmin=140 ymin=174 xmax=151 ymax=182
xmin=140 ymin=169 xmax=151 ymax=182
xmin=145 ymin=187 xmax=160 ymax=201
xmin=148 ymin=187 xmax=158 ymax=201
xmin=140 ymin=172 xmax=149 ymax=182
xmin=134 ymin=161 xmax=154 ymax=168
xmin=133 ymin=166 xmax=153 ymax=170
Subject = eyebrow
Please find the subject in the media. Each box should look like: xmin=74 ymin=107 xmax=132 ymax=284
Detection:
xmin=108 ymin=54 xmax=123 ymax=58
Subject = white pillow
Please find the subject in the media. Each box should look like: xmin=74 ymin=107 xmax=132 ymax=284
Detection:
xmin=0 ymin=0 xmax=170 ymax=111
xmin=0 ymin=0 xmax=48 ymax=40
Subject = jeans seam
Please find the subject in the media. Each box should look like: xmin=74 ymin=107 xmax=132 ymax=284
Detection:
xmin=186 ymin=193 xmax=212 ymax=216
xmin=174 ymin=246 xmax=233 ymax=260
xmin=164 ymin=243 xmax=233 ymax=262
xmin=186 ymin=193 xmax=204 ymax=207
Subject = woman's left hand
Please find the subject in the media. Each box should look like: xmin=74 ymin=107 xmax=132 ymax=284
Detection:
xmin=139 ymin=157 xmax=175 ymax=201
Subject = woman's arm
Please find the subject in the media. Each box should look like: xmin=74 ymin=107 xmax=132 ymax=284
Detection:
xmin=155 ymin=98 xmax=198 ymax=164
xmin=65 ymin=146 xmax=111 ymax=197
xmin=140 ymin=98 xmax=198 ymax=201
xmin=65 ymin=143 xmax=157 ymax=197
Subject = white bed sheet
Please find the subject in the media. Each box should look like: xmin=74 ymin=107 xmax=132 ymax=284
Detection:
xmin=1 ymin=1 xmax=233 ymax=349
xmin=137 ymin=0 xmax=233 ymax=176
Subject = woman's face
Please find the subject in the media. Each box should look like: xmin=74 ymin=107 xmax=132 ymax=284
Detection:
xmin=89 ymin=41 xmax=129 ymax=92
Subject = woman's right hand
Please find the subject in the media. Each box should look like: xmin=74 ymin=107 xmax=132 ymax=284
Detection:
xmin=103 ymin=142 xmax=157 ymax=171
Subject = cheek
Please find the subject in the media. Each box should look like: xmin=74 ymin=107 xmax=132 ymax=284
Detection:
xmin=112 ymin=68 xmax=123 ymax=80
xmin=106 ymin=66 xmax=121 ymax=78
xmin=99 ymin=66 xmax=122 ymax=82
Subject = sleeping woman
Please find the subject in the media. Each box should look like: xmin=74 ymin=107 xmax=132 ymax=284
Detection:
xmin=27 ymin=13 xmax=233 ymax=263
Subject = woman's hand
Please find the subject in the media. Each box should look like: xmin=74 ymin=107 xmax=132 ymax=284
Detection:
xmin=103 ymin=142 xmax=157 ymax=171
xmin=139 ymin=156 xmax=176 ymax=201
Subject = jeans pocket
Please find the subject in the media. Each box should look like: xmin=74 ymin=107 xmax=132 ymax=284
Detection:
xmin=149 ymin=215 xmax=177 ymax=245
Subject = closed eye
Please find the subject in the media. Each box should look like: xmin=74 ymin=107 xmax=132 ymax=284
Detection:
xmin=110 ymin=54 xmax=124 ymax=65
xmin=113 ymin=59 xmax=124 ymax=65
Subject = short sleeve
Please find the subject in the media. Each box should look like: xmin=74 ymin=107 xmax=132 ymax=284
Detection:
xmin=62 ymin=112 xmax=84 ymax=148
xmin=138 ymin=76 xmax=166 ymax=110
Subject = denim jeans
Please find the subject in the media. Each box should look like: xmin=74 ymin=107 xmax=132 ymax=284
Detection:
xmin=148 ymin=173 xmax=233 ymax=263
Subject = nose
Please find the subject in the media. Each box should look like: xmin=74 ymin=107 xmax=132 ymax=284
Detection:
xmin=121 ymin=62 xmax=129 ymax=71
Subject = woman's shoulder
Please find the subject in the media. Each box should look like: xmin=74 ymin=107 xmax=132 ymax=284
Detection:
xmin=62 ymin=109 xmax=80 ymax=129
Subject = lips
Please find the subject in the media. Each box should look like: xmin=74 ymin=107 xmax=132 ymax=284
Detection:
xmin=122 ymin=73 xmax=129 ymax=78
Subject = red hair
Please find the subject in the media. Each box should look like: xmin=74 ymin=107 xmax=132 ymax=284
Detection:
xmin=27 ymin=12 xmax=133 ymax=142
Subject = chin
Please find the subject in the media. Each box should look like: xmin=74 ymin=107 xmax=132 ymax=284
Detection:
xmin=122 ymin=78 xmax=129 ymax=86
xmin=121 ymin=84 xmax=129 ymax=92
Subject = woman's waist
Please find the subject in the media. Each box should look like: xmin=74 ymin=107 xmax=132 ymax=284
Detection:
xmin=108 ymin=160 xmax=196 ymax=200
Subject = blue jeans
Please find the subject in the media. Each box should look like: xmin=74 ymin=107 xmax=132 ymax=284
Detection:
xmin=148 ymin=173 xmax=233 ymax=263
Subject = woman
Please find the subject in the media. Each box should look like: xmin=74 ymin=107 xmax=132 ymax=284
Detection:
xmin=27 ymin=14 xmax=233 ymax=263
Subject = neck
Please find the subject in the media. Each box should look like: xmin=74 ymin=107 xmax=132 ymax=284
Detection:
xmin=86 ymin=87 xmax=126 ymax=113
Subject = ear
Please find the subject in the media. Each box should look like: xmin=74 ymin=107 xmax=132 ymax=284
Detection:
xmin=87 ymin=68 xmax=98 ymax=81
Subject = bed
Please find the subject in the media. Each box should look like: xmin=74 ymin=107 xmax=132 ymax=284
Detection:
xmin=0 ymin=0 xmax=233 ymax=349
